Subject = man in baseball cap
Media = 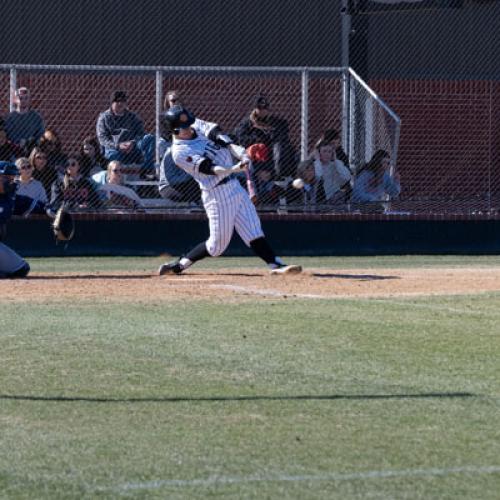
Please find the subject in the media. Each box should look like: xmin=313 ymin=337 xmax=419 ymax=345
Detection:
xmin=111 ymin=90 xmax=127 ymax=103
xmin=96 ymin=90 xmax=155 ymax=176
xmin=254 ymin=95 xmax=270 ymax=110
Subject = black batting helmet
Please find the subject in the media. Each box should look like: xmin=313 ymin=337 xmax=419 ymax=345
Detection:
xmin=163 ymin=105 xmax=195 ymax=133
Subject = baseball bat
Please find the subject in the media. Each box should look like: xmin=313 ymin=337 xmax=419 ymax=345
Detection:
xmin=229 ymin=143 xmax=258 ymax=205
xmin=244 ymin=166 xmax=258 ymax=205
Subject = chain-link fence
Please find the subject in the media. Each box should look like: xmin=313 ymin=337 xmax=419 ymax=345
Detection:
xmin=2 ymin=64 xmax=405 ymax=216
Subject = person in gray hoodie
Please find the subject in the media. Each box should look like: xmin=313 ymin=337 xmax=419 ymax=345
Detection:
xmin=96 ymin=91 xmax=154 ymax=175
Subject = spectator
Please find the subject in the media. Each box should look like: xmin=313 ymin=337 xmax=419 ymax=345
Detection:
xmin=48 ymin=154 xmax=101 ymax=213
xmin=160 ymin=90 xmax=183 ymax=143
xmin=0 ymin=128 xmax=21 ymax=162
xmin=39 ymin=128 xmax=67 ymax=174
xmin=253 ymin=164 xmax=285 ymax=207
xmin=29 ymin=146 xmax=58 ymax=200
xmin=313 ymin=141 xmax=352 ymax=205
xmin=234 ymin=95 xmax=297 ymax=179
xmin=158 ymin=142 xmax=201 ymax=204
xmin=79 ymin=135 xmax=106 ymax=177
xmin=351 ymin=149 xmax=401 ymax=205
xmin=95 ymin=160 xmax=143 ymax=209
xmin=13 ymin=157 xmax=47 ymax=215
xmin=163 ymin=89 xmax=181 ymax=115
xmin=312 ymin=129 xmax=349 ymax=168
xmin=286 ymin=159 xmax=326 ymax=209
xmin=4 ymin=87 xmax=45 ymax=156
xmin=96 ymin=90 xmax=155 ymax=175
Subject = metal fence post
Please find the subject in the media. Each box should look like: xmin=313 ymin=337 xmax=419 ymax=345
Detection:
xmin=341 ymin=67 xmax=350 ymax=164
xmin=155 ymin=70 xmax=163 ymax=168
xmin=301 ymin=69 xmax=309 ymax=161
xmin=9 ymin=67 xmax=17 ymax=112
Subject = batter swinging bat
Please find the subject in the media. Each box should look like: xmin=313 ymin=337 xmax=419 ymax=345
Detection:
xmin=229 ymin=144 xmax=258 ymax=205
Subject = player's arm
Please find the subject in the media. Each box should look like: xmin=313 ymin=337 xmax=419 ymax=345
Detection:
xmin=207 ymin=125 xmax=234 ymax=147
xmin=196 ymin=119 xmax=220 ymax=139
xmin=173 ymin=151 xmax=247 ymax=178
xmin=199 ymin=158 xmax=248 ymax=177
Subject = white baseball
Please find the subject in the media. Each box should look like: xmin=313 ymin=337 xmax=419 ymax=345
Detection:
xmin=292 ymin=178 xmax=305 ymax=189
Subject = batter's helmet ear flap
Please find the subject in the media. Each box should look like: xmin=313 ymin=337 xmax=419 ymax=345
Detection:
xmin=163 ymin=105 xmax=195 ymax=133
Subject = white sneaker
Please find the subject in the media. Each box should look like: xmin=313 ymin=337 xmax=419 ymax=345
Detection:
xmin=269 ymin=264 xmax=302 ymax=275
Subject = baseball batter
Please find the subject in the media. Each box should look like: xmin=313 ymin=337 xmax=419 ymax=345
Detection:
xmin=0 ymin=161 xmax=30 ymax=279
xmin=158 ymin=106 xmax=301 ymax=276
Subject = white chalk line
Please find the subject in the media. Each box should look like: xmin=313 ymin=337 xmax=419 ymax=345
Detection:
xmin=160 ymin=278 xmax=217 ymax=283
xmin=210 ymin=284 xmax=500 ymax=316
xmin=211 ymin=284 xmax=332 ymax=299
xmin=211 ymin=284 xmax=295 ymax=297
xmin=95 ymin=465 xmax=500 ymax=492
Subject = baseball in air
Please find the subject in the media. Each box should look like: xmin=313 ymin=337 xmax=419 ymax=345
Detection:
xmin=292 ymin=178 xmax=305 ymax=189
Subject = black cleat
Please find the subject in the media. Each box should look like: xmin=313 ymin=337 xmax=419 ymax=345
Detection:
xmin=158 ymin=260 xmax=184 ymax=276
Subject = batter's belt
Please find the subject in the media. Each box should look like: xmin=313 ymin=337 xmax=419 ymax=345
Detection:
xmin=215 ymin=175 xmax=235 ymax=188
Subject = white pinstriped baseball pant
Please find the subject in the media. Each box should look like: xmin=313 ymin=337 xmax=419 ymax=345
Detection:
xmin=202 ymin=179 xmax=264 ymax=257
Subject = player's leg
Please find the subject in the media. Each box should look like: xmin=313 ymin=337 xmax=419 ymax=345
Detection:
xmin=159 ymin=186 xmax=237 ymax=275
xmin=158 ymin=241 xmax=210 ymax=275
xmin=234 ymin=190 xmax=302 ymax=274
xmin=0 ymin=242 xmax=30 ymax=279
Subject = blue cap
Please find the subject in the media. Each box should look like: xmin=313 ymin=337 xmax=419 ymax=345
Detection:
xmin=0 ymin=161 xmax=19 ymax=175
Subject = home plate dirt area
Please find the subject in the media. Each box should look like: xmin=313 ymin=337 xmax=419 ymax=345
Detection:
xmin=3 ymin=267 xmax=500 ymax=302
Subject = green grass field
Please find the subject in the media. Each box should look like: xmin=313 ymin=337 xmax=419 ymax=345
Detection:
xmin=1 ymin=256 xmax=499 ymax=499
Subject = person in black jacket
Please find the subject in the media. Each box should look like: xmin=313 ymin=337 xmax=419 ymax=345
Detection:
xmin=48 ymin=155 xmax=102 ymax=215
xmin=234 ymin=95 xmax=297 ymax=179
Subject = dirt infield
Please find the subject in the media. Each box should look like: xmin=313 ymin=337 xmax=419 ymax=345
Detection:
xmin=2 ymin=267 xmax=500 ymax=302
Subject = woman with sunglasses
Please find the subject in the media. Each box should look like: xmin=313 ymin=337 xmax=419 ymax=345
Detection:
xmin=39 ymin=128 xmax=67 ymax=175
xmin=79 ymin=135 xmax=106 ymax=177
xmin=29 ymin=146 xmax=57 ymax=199
xmin=96 ymin=160 xmax=142 ymax=209
xmin=13 ymin=157 xmax=47 ymax=215
xmin=48 ymin=155 xmax=101 ymax=215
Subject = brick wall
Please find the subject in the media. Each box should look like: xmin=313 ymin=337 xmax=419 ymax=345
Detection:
xmin=3 ymin=71 xmax=499 ymax=208
xmin=372 ymin=79 xmax=500 ymax=203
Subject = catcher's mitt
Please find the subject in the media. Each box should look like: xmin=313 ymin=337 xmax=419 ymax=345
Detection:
xmin=52 ymin=207 xmax=75 ymax=241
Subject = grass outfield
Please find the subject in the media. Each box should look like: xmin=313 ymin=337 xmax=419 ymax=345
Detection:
xmin=1 ymin=256 xmax=499 ymax=499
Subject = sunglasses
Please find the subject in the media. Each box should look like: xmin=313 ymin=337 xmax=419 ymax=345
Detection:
xmin=35 ymin=155 xmax=47 ymax=160
xmin=111 ymin=169 xmax=122 ymax=173
xmin=68 ymin=162 xmax=79 ymax=167
xmin=20 ymin=165 xmax=32 ymax=170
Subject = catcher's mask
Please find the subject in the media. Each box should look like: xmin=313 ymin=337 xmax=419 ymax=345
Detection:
xmin=163 ymin=105 xmax=195 ymax=133
xmin=53 ymin=208 xmax=75 ymax=241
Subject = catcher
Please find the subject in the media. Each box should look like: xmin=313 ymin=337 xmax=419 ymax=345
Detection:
xmin=0 ymin=161 xmax=30 ymax=278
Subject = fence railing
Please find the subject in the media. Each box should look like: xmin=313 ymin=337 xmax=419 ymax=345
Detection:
xmin=1 ymin=64 xmax=402 ymax=216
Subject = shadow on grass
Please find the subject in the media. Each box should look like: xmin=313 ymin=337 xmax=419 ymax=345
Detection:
xmin=27 ymin=274 xmax=154 ymax=280
xmin=313 ymin=273 xmax=400 ymax=281
xmin=0 ymin=392 xmax=474 ymax=404
xmin=27 ymin=272 xmax=264 ymax=279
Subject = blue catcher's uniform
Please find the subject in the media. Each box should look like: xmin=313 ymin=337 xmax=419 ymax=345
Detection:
xmin=0 ymin=161 xmax=30 ymax=279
